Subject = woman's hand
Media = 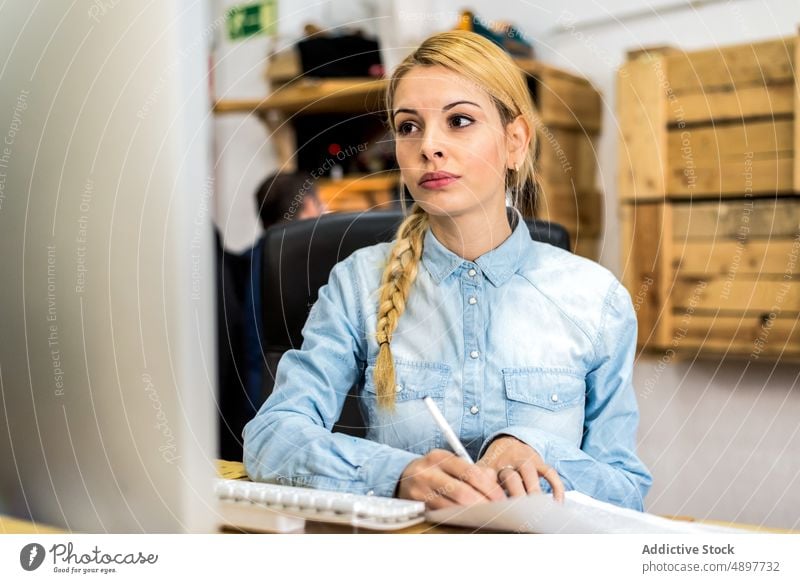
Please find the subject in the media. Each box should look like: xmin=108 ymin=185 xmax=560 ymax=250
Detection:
xmin=477 ymin=435 xmax=565 ymax=503
xmin=396 ymin=449 xmax=507 ymax=509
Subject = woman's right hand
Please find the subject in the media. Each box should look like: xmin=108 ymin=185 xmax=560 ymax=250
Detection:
xmin=395 ymin=449 xmax=507 ymax=509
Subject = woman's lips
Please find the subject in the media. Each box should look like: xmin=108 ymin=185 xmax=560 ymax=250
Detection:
xmin=419 ymin=176 xmax=459 ymax=189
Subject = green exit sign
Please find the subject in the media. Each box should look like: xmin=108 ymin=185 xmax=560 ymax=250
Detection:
xmin=226 ymin=1 xmax=277 ymax=41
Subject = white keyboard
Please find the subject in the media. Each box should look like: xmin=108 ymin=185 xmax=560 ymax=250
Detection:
xmin=215 ymin=479 xmax=427 ymax=532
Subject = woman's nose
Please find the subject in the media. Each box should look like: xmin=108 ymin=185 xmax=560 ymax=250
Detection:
xmin=419 ymin=126 xmax=446 ymax=160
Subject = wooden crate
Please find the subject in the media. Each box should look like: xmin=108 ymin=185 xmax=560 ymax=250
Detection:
xmin=620 ymin=201 xmax=674 ymax=349
xmin=518 ymin=61 xmax=604 ymax=260
xmin=666 ymin=120 xmax=794 ymax=196
xmin=618 ymin=34 xmax=800 ymax=202
xmin=665 ymin=37 xmax=795 ymax=93
xmin=538 ymin=127 xmax=597 ymax=193
xmin=622 ymin=198 xmax=800 ymax=357
xmin=536 ymin=185 xmax=603 ymax=258
xmin=618 ymin=31 xmax=800 ymax=359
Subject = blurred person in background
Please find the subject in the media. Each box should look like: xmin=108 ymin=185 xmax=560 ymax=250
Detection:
xmin=217 ymin=172 xmax=324 ymax=461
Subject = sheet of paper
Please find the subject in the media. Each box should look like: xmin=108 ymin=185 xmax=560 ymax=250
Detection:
xmin=426 ymin=491 xmax=752 ymax=534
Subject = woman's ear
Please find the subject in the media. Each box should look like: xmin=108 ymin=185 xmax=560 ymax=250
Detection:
xmin=505 ymin=114 xmax=531 ymax=169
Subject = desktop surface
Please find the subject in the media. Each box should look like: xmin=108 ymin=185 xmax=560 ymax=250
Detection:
xmin=213 ymin=461 xmax=794 ymax=535
xmin=2 ymin=461 xmax=792 ymax=535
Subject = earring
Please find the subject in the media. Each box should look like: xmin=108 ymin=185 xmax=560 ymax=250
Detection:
xmin=514 ymin=162 xmax=520 ymax=172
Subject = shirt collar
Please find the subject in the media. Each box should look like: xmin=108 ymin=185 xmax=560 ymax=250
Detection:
xmin=421 ymin=206 xmax=530 ymax=287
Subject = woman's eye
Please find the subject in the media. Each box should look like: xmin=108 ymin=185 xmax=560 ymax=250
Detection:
xmin=397 ymin=122 xmax=416 ymax=136
xmin=396 ymin=115 xmax=473 ymax=137
xmin=449 ymin=114 xmax=474 ymax=129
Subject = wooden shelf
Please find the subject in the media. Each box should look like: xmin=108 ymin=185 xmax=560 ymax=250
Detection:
xmin=213 ymin=60 xmax=601 ymax=125
xmin=316 ymin=172 xmax=399 ymax=212
xmin=214 ymin=77 xmax=386 ymax=116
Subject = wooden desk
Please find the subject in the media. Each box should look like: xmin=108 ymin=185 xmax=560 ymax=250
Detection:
xmin=0 ymin=515 xmax=65 ymax=534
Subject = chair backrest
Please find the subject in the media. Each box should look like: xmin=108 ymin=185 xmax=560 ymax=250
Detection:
xmin=259 ymin=209 xmax=571 ymax=436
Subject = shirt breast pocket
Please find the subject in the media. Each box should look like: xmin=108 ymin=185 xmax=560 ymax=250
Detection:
xmin=361 ymin=359 xmax=450 ymax=455
xmin=501 ymin=368 xmax=586 ymax=446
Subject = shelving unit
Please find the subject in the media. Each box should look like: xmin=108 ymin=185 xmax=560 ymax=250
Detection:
xmin=617 ymin=31 xmax=800 ymax=359
xmin=214 ymin=58 xmax=604 ymax=259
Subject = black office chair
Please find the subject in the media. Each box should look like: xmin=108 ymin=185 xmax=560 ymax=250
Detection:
xmin=259 ymin=209 xmax=571 ymax=437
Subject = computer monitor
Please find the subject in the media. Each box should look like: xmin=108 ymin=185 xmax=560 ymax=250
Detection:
xmin=0 ymin=0 xmax=219 ymax=532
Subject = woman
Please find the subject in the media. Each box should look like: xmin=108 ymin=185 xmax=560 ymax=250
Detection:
xmin=243 ymin=30 xmax=652 ymax=511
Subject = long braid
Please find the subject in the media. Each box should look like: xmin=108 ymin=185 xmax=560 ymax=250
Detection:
xmin=373 ymin=203 xmax=429 ymax=410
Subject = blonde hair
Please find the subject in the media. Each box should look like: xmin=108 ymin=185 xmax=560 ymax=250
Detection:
xmin=372 ymin=30 xmax=540 ymax=410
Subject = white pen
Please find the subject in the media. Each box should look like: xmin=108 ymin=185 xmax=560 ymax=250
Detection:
xmin=423 ymin=396 xmax=474 ymax=463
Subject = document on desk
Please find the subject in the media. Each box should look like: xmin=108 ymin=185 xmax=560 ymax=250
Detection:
xmin=426 ymin=490 xmax=751 ymax=534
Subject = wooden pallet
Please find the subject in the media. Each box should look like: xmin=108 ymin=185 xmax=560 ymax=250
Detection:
xmin=618 ymin=31 xmax=800 ymax=359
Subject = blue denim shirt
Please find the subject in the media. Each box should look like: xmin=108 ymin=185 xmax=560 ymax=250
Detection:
xmin=243 ymin=206 xmax=653 ymax=510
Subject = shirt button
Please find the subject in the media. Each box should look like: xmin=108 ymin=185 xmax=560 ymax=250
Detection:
xmin=468 ymin=296 xmax=477 ymax=305
xmin=469 ymin=405 xmax=479 ymax=415
xmin=470 ymin=350 xmax=479 ymax=359
xmin=468 ymin=268 xmax=477 ymax=277
xmin=550 ymin=393 xmax=559 ymax=403
xmin=395 ymin=384 xmax=403 ymax=393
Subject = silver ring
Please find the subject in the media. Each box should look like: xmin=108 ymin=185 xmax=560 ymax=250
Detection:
xmin=497 ymin=465 xmax=516 ymax=477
